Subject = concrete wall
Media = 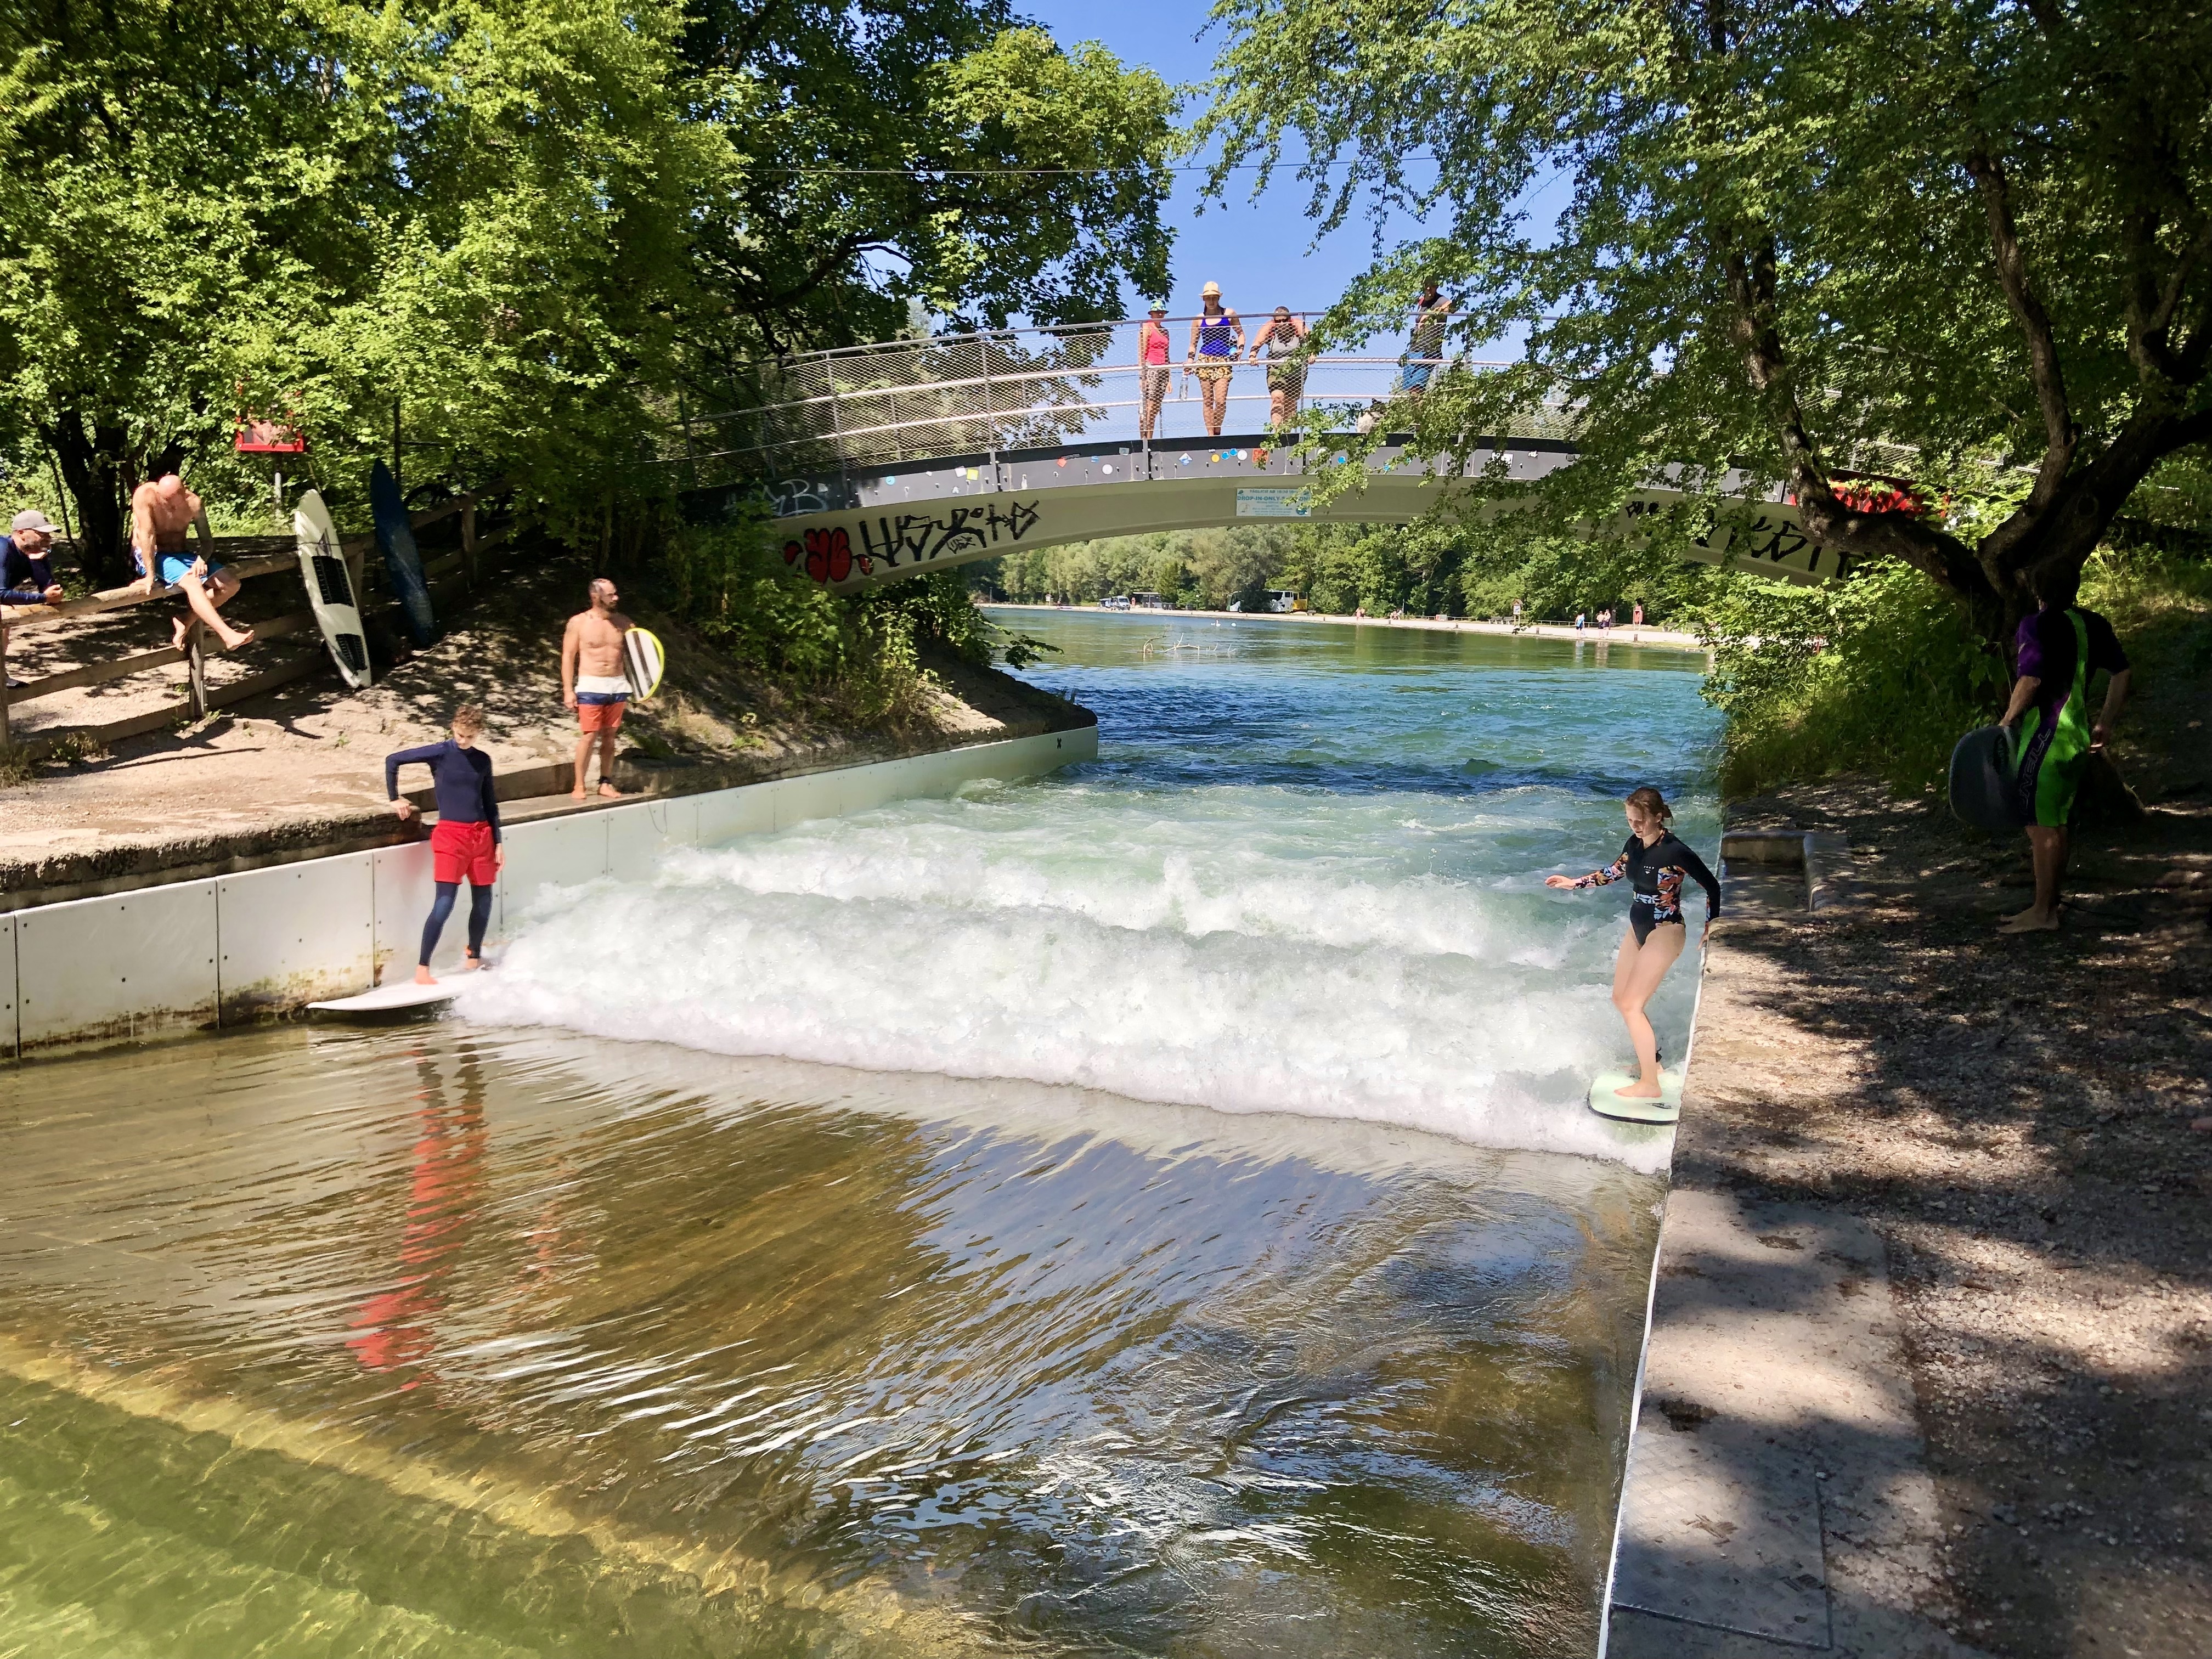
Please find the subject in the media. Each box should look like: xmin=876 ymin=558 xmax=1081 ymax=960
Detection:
xmin=2 ymin=726 xmax=1095 ymax=1059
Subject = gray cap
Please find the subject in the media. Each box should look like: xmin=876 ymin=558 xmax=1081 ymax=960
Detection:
xmin=10 ymin=510 xmax=57 ymax=536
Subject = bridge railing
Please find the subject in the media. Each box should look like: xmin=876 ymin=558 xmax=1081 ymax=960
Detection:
xmin=670 ymin=318 xmax=1566 ymax=481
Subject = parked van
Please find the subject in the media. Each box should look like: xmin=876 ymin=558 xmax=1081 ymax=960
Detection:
xmin=1100 ymin=595 xmax=1132 ymax=610
xmin=1130 ymin=592 xmax=1172 ymax=610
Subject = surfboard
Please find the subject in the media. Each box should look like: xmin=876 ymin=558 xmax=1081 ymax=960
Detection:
xmin=1949 ymin=724 xmax=2023 ymax=833
xmin=307 ymin=980 xmax=460 ymax=1015
xmin=292 ymin=489 xmax=372 ymax=690
xmin=369 ymin=459 xmax=437 ymax=647
xmin=622 ymin=626 xmax=665 ymax=701
xmin=1588 ymin=1069 xmax=1683 ymax=1124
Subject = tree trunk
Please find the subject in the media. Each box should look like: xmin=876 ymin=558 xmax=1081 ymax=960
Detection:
xmin=46 ymin=410 xmax=136 ymax=588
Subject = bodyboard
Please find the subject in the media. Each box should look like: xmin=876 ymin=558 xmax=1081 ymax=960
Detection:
xmin=1588 ymin=1069 xmax=1683 ymax=1124
xmin=292 ymin=489 xmax=371 ymax=690
xmin=308 ymin=980 xmax=459 ymax=1015
xmin=369 ymin=459 xmax=437 ymax=646
xmin=1948 ymin=724 xmax=2023 ymax=833
xmin=622 ymin=627 xmax=665 ymax=701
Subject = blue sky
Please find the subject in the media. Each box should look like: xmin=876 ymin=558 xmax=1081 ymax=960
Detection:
xmin=1022 ymin=0 xmax=1419 ymax=327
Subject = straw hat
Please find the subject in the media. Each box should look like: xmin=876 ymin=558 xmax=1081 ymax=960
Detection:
xmin=1200 ymin=281 xmax=1221 ymax=298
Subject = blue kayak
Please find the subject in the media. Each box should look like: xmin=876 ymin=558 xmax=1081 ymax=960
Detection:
xmin=369 ymin=460 xmax=437 ymax=646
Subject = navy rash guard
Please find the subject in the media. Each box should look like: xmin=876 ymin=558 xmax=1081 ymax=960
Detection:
xmin=385 ymin=740 xmax=501 ymax=841
xmin=1575 ymin=831 xmax=1722 ymax=923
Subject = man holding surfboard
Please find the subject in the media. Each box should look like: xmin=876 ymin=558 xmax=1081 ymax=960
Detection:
xmin=562 ymin=577 xmax=634 ymax=800
xmin=1996 ymin=566 xmax=2132 ymax=934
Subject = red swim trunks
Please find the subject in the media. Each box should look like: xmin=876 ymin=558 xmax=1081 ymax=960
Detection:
xmin=430 ymin=817 xmax=498 ymax=885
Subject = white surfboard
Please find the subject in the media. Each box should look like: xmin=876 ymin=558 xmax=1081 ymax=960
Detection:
xmin=622 ymin=625 xmax=665 ymax=701
xmin=1588 ymin=1069 xmax=1683 ymax=1124
xmin=308 ymin=980 xmax=460 ymax=1015
xmin=294 ymin=489 xmax=372 ymax=690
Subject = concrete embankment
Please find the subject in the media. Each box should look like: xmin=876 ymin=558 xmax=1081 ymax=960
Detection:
xmin=0 ymin=719 xmax=1096 ymax=1058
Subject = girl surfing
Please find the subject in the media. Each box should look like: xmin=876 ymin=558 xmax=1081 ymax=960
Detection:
xmin=1546 ymin=787 xmax=1720 ymax=1102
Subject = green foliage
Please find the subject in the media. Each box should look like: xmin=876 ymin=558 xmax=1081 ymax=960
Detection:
xmin=1201 ymin=0 xmax=2212 ymax=629
xmin=1696 ymin=561 xmax=2011 ymax=797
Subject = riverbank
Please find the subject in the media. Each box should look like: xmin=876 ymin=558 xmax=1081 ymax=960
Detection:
xmin=983 ymin=601 xmax=1710 ymax=654
xmin=1 ymin=558 xmax=1093 ymax=908
xmin=1614 ymin=663 xmax=2212 ymax=1655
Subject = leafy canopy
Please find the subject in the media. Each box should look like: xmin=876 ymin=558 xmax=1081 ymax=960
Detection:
xmin=1200 ymin=0 xmax=2212 ymax=640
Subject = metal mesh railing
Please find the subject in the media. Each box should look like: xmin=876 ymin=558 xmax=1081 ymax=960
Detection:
xmin=665 ymin=319 xmax=1570 ymax=483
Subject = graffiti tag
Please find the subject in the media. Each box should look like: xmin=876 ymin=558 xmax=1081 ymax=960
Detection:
xmin=854 ymin=500 xmax=1042 ymax=571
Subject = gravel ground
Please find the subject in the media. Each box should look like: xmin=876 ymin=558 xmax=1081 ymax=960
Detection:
xmin=1684 ymin=766 xmax=2212 ymax=1657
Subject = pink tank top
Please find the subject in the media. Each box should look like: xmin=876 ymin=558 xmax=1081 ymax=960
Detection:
xmin=1142 ymin=323 xmax=1169 ymax=365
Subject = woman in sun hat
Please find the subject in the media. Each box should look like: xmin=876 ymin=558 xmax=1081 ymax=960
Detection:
xmin=1186 ymin=282 xmax=1243 ymax=437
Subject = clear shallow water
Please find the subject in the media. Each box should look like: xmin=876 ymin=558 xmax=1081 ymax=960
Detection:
xmin=0 ymin=612 xmax=1716 ymax=1656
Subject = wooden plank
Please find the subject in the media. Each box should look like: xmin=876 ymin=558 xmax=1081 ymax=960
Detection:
xmin=4 ymin=552 xmax=298 ymax=634
xmin=7 ymin=610 xmax=315 ymax=703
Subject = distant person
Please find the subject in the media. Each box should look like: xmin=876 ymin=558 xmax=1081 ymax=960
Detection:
xmin=387 ymin=704 xmax=502 ymax=984
xmin=1511 ymin=597 xmax=1523 ymax=629
xmin=1633 ymin=600 xmax=1645 ymax=627
xmin=1997 ymin=565 xmax=2132 ymax=933
xmin=129 ymin=471 xmax=253 ymax=652
xmin=562 ymin=576 xmax=634 ymax=799
xmin=1575 ymin=611 xmax=1586 ymax=632
xmin=1137 ymin=303 xmax=1172 ymax=441
xmin=1397 ymin=279 xmax=1449 ymax=397
xmin=1187 ymin=282 xmax=1243 ymax=437
xmin=1249 ymin=306 xmax=1309 ymax=428
xmin=1547 ymin=786 xmax=1719 ymax=1101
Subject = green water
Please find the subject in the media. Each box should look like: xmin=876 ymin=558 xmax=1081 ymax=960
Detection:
xmin=0 ymin=614 xmax=1719 ymax=1656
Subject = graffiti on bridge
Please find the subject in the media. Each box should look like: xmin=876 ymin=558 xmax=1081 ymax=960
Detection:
xmin=1622 ymin=499 xmax=1850 ymax=578
xmin=783 ymin=499 xmax=1045 ymax=584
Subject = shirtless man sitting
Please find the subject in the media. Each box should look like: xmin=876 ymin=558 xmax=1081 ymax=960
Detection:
xmin=561 ymin=577 xmax=632 ymax=800
xmin=130 ymin=472 xmax=254 ymax=651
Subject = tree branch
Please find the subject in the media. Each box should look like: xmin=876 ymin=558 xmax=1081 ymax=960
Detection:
xmin=1966 ymin=148 xmax=2076 ymax=527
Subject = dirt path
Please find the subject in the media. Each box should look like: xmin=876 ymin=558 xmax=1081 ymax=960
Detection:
xmin=1675 ymin=769 xmax=2212 ymax=1656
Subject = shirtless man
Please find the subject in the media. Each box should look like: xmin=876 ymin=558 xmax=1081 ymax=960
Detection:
xmin=561 ymin=577 xmax=631 ymax=800
xmin=130 ymin=472 xmax=254 ymax=651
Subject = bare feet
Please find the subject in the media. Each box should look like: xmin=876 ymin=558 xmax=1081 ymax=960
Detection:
xmin=1614 ymin=1078 xmax=1663 ymax=1099
xmin=462 ymin=956 xmax=489 ymax=972
xmin=171 ymin=617 xmax=192 ymax=651
xmin=1999 ymin=910 xmax=2061 ymax=933
xmin=413 ymin=966 xmax=438 ymax=986
xmin=218 ymin=627 xmax=255 ymax=650
xmin=596 ymin=782 xmax=623 ymax=798
xmin=570 ymin=786 xmax=589 ymax=800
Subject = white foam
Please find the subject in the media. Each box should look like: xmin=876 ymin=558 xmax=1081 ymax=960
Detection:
xmin=463 ymin=783 xmax=1692 ymax=1172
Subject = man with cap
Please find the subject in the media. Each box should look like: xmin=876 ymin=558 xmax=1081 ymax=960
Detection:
xmin=2 ymin=511 xmax=65 ymax=608
xmin=1137 ymin=302 xmax=1173 ymax=441
xmin=2 ymin=510 xmax=66 ymax=692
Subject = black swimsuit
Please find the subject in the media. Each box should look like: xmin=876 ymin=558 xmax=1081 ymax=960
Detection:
xmin=1575 ymin=831 xmax=1722 ymax=945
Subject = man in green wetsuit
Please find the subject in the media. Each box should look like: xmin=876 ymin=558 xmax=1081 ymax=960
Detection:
xmin=1997 ymin=565 xmax=2132 ymax=934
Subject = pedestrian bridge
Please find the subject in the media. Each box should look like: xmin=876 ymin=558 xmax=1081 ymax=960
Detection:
xmin=667 ymin=318 xmax=1852 ymax=591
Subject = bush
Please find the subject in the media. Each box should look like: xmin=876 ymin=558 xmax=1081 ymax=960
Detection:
xmin=1697 ymin=558 xmax=2009 ymax=797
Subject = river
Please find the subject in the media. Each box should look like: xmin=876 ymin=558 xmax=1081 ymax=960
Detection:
xmin=0 ymin=611 xmax=1719 ymax=1657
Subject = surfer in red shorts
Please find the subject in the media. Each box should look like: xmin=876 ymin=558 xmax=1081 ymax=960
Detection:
xmin=562 ymin=577 xmax=632 ymax=800
xmin=387 ymin=704 xmax=502 ymax=984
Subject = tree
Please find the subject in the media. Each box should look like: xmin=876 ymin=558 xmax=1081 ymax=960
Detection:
xmin=1201 ymin=0 xmax=2212 ymax=645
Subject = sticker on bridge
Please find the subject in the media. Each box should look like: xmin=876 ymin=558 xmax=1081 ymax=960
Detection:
xmin=1235 ymin=487 xmax=1312 ymax=519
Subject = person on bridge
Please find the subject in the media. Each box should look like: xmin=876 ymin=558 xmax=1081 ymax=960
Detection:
xmin=388 ymin=704 xmax=502 ymax=984
xmin=1137 ymin=303 xmax=1173 ymax=441
xmin=1397 ymin=279 xmax=1450 ymax=398
xmin=1547 ymin=786 xmax=1719 ymax=1101
xmin=1187 ymin=283 xmax=1244 ymax=436
xmin=129 ymin=471 xmax=254 ymax=653
xmin=563 ymin=576 xmax=635 ymax=799
xmin=1249 ymin=306 xmax=1309 ymax=429
xmin=1996 ymin=564 xmax=2132 ymax=934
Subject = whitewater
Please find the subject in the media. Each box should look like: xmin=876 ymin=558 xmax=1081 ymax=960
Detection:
xmin=464 ymin=614 xmax=1720 ymax=1171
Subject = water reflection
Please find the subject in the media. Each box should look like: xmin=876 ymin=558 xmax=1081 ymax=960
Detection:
xmin=0 ymin=1024 xmax=1658 ymax=1656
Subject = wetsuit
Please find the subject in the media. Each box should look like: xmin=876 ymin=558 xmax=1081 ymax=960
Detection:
xmin=1575 ymin=831 xmax=1722 ymax=945
xmin=2011 ymin=606 xmax=2128 ymax=828
xmin=386 ymin=740 xmax=501 ymax=965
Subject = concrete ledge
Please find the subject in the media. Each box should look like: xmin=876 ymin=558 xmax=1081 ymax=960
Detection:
xmin=0 ymin=724 xmax=1097 ymax=1059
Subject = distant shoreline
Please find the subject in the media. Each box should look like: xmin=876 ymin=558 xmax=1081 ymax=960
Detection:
xmin=979 ymin=601 xmax=1711 ymax=656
